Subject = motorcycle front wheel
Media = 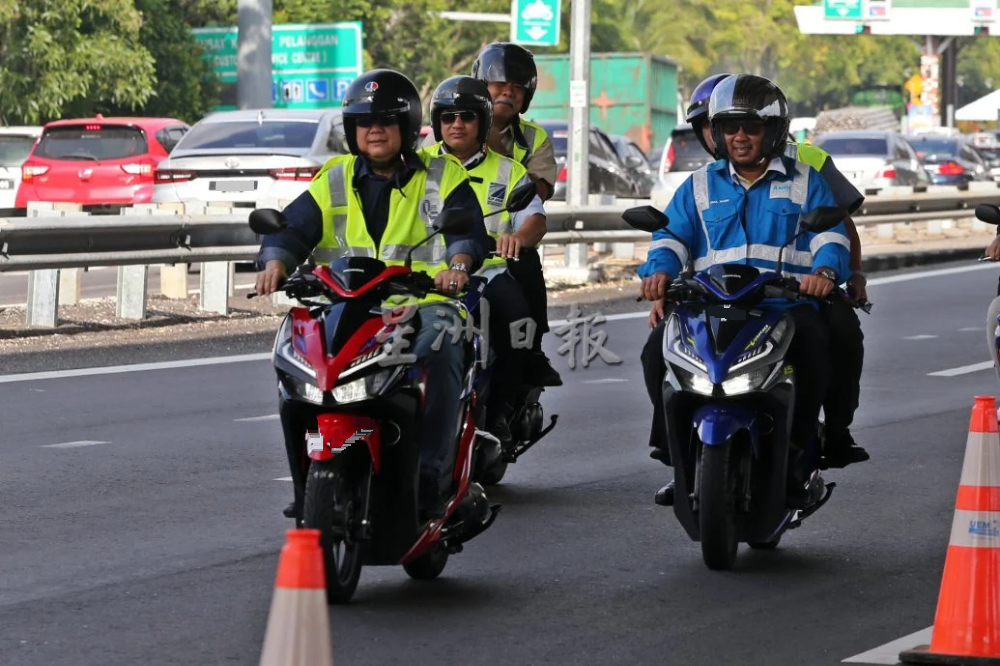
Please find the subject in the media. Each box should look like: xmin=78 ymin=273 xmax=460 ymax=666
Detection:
xmin=303 ymin=455 xmax=368 ymax=604
xmin=699 ymin=439 xmax=741 ymax=571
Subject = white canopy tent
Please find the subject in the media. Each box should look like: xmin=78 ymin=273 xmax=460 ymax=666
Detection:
xmin=956 ymin=89 xmax=1000 ymax=122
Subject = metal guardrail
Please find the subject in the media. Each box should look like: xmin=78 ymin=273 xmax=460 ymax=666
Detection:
xmin=2 ymin=183 xmax=999 ymax=328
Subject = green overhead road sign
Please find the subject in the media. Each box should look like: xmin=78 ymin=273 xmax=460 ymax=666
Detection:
xmin=824 ymin=0 xmax=863 ymax=19
xmin=511 ymin=0 xmax=561 ymax=46
xmin=191 ymin=22 xmax=363 ymax=111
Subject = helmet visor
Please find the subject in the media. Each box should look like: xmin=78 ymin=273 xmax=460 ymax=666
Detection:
xmin=478 ymin=52 xmax=535 ymax=88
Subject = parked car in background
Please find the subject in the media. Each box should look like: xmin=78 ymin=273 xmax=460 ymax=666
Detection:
xmin=970 ymin=133 xmax=1000 ymax=182
xmin=0 ymin=126 xmax=42 ymax=209
xmin=536 ymin=121 xmax=640 ymax=200
xmin=650 ymin=123 xmax=715 ymax=208
xmin=15 ymin=116 xmax=187 ymax=208
xmin=906 ymin=134 xmax=992 ymax=187
xmin=153 ymin=109 xmax=346 ymax=206
xmin=610 ymin=134 xmax=657 ymax=197
xmin=811 ymin=130 xmax=931 ymax=191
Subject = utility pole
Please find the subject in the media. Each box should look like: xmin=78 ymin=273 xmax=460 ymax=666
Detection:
xmin=237 ymin=0 xmax=273 ymax=110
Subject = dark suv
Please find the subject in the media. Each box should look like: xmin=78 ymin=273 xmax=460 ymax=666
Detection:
xmin=536 ymin=120 xmax=640 ymax=200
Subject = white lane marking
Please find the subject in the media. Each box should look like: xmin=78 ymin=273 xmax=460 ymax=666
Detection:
xmin=928 ymin=360 xmax=994 ymax=377
xmin=866 ymin=262 xmax=996 ymax=287
xmin=960 ymin=326 xmax=982 ymax=332
xmin=41 ymin=440 xmax=110 ymax=449
xmin=274 ymin=476 xmax=292 ymax=481
xmin=235 ymin=414 xmax=279 ymax=422
xmin=582 ymin=378 xmax=629 ymax=384
xmin=842 ymin=626 xmax=932 ymax=664
xmin=549 ymin=310 xmax=647 ymax=327
xmin=0 ymin=353 xmax=271 ymax=384
xmin=904 ymin=335 xmax=937 ymax=340
xmin=1 ymin=282 xmax=256 ymax=307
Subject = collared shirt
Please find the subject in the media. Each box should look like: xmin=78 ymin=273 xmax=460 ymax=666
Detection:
xmin=445 ymin=146 xmax=546 ymax=232
xmin=728 ymin=157 xmax=786 ymax=189
xmin=494 ymin=122 xmax=558 ymax=185
xmin=257 ymin=154 xmax=487 ymax=272
xmin=637 ymin=155 xmax=850 ymax=282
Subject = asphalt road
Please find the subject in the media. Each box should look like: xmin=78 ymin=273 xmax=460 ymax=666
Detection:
xmin=2 ymin=262 xmax=999 ymax=666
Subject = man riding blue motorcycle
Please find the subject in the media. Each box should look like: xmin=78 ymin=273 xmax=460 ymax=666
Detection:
xmin=638 ymin=74 xmax=851 ymax=510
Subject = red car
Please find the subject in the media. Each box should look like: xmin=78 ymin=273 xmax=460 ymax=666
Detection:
xmin=16 ymin=115 xmax=190 ymax=208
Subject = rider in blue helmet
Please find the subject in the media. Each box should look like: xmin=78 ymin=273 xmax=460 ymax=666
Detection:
xmin=684 ymin=73 xmax=731 ymax=157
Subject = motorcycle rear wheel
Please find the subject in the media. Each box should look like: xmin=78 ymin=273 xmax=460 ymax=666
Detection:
xmin=699 ymin=440 xmax=740 ymax=571
xmin=403 ymin=542 xmax=449 ymax=580
xmin=303 ymin=456 xmax=367 ymax=604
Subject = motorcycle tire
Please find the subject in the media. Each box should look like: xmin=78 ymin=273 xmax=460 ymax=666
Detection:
xmin=699 ymin=440 xmax=740 ymax=571
xmin=403 ymin=542 xmax=449 ymax=580
xmin=479 ymin=459 xmax=508 ymax=486
xmin=303 ymin=456 xmax=366 ymax=604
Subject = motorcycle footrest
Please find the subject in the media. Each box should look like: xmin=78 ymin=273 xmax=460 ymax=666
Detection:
xmin=508 ymin=415 xmax=560 ymax=462
xmin=796 ymin=482 xmax=836 ymax=522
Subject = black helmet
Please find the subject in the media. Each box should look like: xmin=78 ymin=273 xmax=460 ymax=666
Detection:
xmin=430 ymin=76 xmax=493 ymax=146
xmin=471 ymin=42 xmax=538 ymax=113
xmin=341 ymin=69 xmax=423 ymax=155
xmin=708 ymin=74 xmax=790 ymax=161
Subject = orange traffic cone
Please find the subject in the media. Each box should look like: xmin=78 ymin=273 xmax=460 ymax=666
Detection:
xmin=259 ymin=529 xmax=334 ymax=666
xmin=900 ymin=395 xmax=1000 ymax=665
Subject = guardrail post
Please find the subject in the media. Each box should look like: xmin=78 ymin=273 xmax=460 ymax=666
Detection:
xmin=59 ymin=269 xmax=83 ymax=305
xmin=117 ymin=265 xmax=148 ymax=319
xmin=612 ymin=242 xmax=635 ymax=259
xmin=200 ymin=204 xmax=233 ymax=314
xmin=24 ymin=202 xmax=81 ymax=327
xmin=26 ymin=270 xmax=59 ymax=327
xmin=146 ymin=203 xmax=189 ymax=299
xmin=565 ymin=243 xmax=588 ymax=268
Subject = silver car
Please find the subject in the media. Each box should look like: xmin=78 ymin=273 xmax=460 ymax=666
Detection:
xmin=812 ymin=130 xmax=931 ymax=191
xmin=0 ymin=126 xmax=42 ymax=210
xmin=153 ymin=109 xmax=347 ymax=205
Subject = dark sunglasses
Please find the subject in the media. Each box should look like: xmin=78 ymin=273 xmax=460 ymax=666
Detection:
xmin=440 ymin=111 xmax=478 ymax=124
xmin=720 ymin=119 xmax=765 ymax=136
xmin=355 ymin=116 xmax=400 ymax=128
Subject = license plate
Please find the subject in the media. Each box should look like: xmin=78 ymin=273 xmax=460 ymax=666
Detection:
xmin=0 ymin=179 xmax=12 ymax=190
xmin=210 ymin=180 xmax=256 ymax=192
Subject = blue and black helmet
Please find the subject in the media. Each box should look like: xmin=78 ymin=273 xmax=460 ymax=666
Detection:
xmin=685 ymin=73 xmax=731 ymax=154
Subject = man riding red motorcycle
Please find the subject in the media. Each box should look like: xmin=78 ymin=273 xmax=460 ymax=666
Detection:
xmin=254 ymin=69 xmax=490 ymax=522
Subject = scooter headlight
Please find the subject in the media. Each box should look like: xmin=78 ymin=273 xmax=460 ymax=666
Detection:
xmin=671 ymin=364 xmax=715 ymax=396
xmin=331 ymin=368 xmax=395 ymax=404
xmin=721 ymin=364 xmax=777 ymax=396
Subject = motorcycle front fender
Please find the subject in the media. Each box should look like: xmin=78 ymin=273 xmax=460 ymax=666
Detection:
xmin=307 ymin=413 xmax=381 ymax=471
xmin=693 ymin=403 xmax=760 ymax=455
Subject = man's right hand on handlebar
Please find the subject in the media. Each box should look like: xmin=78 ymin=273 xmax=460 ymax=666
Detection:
xmin=987 ymin=236 xmax=1000 ymax=262
xmin=256 ymin=260 xmax=288 ymax=296
xmin=641 ymin=272 xmax=672 ymax=301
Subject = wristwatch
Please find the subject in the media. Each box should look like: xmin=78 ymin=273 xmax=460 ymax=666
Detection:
xmin=449 ymin=262 xmax=469 ymax=274
xmin=815 ymin=268 xmax=837 ymax=283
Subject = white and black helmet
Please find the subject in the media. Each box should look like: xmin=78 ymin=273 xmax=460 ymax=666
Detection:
xmin=708 ymin=74 xmax=790 ymax=161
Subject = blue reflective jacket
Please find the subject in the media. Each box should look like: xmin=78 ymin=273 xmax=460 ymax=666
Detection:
xmin=637 ymin=156 xmax=850 ymax=283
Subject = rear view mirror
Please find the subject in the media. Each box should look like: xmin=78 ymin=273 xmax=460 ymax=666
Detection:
xmin=976 ymin=204 xmax=1000 ymax=226
xmin=433 ymin=208 xmax=475 ymax=235
xmin=505 ymin=181 xmax=537 ymax=213
xmin=625 ymin=155 xmax=644 ymax=169
xmin=622 ymin=206 xmax=669 ymax=233
xmin=249 ymin=208 xmax=288 ymax=235
xmin=799 ymin=206 xmax=847 ymax=234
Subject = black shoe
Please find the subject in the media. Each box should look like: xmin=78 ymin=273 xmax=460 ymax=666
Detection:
xmin=786 ymin=451 xmax=814 ymax=509
xmin=419 ymin=477 xmax=448 ymax=520
xmin=654 ymin=480 xmax=675 ymax=506
xmin=649 ymin=448 xmax=671 ymax=465
xmin=283 ymin=501 xmax=296 ymax=518
xmin=525 ymin=352 xmax=563 ymax=387
xmin=822 ymin=431 xmax=870 ymax=469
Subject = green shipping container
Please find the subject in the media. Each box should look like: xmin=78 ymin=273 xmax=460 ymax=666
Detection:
xmin=527 ymin=53 xmax=680 ymax=155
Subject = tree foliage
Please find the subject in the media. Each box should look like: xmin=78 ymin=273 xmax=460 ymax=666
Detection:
xmin=3 ymin=0 xmax=999 ymax=126
xmin=0 ymin=0 xmax=156 ymax=125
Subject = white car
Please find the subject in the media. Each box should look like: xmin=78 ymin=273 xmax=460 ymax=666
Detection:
xmin=650 ymin=123 xmax=714 ymax=209
xmin=153 ymin=109 xmax=346 ymax=206
xmin=0 ymin=126 xmax=43 ymax=210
